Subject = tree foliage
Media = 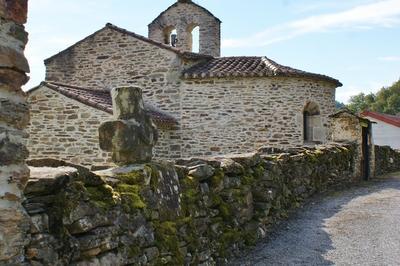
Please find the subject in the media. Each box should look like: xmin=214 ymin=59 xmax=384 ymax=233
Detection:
xmin=347 ymin=79 xmax=400 ymax=115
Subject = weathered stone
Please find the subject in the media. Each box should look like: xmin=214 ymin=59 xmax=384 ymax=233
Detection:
xmin=220 ymin=158 xmax=244 ymax=175
xmin=0 ymin=45 xmax=29 ymax=72
xmin=25 ymin=166 xmax=77 ymax=195
xmin=0 ymin=98 xmax=29 ymax=129
xmin=0 ymin=133 xmax=29 ymax=165
xmin=0 ymin=0 xmax=28 ymax=24
xmin=0 ymin=68 xmax=28 ymax=90
xmin=188 ymin=164 xmax=215 ymax=180
xmin=99 ymin=87 xmax=158 ymax=165
xmin=0 ymin=0 xmax=29 ymax=263
xmin=144 ymin=247 xmax=159 ymax=261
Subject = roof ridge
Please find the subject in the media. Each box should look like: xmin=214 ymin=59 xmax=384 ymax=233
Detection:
xmin=44 ymin=23 xmax=212 ymax=64
xmin=183 ymin=56 xmax=343 ymax=86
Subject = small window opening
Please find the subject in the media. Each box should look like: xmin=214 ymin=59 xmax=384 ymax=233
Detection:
xmin=303 ymin=102 xmax=320 ymax=143
xmin=164 ymin=27 xmax=178 ymax=47
xmin=191 ymin=26 xmax=200 ymax=53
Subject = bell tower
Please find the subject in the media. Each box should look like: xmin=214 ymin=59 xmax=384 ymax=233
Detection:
xmin=148 ymin=0 xmax=221 ymax=57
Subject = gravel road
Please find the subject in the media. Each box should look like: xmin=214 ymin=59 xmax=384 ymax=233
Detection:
xmin=234 ymin=172 xmax=400 ymax=266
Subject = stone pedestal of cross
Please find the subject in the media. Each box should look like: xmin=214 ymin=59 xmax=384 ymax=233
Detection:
xmin=99 ymin=87 xmax=158 ymax=165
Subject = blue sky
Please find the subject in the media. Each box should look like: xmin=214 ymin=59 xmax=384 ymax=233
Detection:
xmin=25 ymin=0 xmax=400 ymax=103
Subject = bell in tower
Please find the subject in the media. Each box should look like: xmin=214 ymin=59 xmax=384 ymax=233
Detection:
xmin=148 ymin=0 xmax=221 ymax=57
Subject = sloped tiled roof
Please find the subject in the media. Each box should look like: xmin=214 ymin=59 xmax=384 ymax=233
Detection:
xmin=30 ymin=82 xmax=178 ymax=129
xmin=361 ymin=110 xmax=400 ymax=128
xmin=183 ymin=56 xmax=342 ymax=87
xmin=44 ymin=23 xmax=212 ymax=64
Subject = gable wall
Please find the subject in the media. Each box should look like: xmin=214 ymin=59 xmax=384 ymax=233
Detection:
xmin=179 ymin=77 xmax=336 ymax=157
xmin=27 ymin=86 xmax=177 ymax=167
xmin=45 ymin=27 xmax=183 ymax=119
xmin=44 ymin=27 xmax=185 ymax=159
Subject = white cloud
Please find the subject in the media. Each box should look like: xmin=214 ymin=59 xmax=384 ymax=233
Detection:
xmin=378 ymin=56 xmax=400 ymax=62
xmin=223 ymin=0 xmax=400 ymax=48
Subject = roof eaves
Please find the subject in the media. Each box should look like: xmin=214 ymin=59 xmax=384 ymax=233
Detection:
xmin=360 ymin=111 xmax=400 ymax=127
xmin=44 ymin=23 xmax=212 ymax=64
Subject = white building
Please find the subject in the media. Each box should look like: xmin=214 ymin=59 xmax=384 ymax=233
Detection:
xmin=361 ymin=111 xmax=400 ymax=149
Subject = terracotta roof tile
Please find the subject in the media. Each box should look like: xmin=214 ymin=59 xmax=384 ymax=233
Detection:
xmin=36 ymin=82 xmax=178 ymax=129
xmin=361 ymin=110 xmax=400 ymax=127
xmin=183 ymin=56 xmax=342 ymax=87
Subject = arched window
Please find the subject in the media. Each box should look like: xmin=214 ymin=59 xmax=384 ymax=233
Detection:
xmin=163 ymin=27 xmax=178 ymax=47
xmin=303 ymin=102 xmax=320 ymax=143
xmin=191 ymin=26 xmax=200 ymax=53
xmin=187 ymin=24 xmax=200 ymax=53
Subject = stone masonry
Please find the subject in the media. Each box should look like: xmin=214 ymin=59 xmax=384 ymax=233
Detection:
xmin=148 ymin=0 xmax=221 ymax=57
xmin=99 ymin=87 xmax=158 ymax=165
xmin=179 ymin=77 xmax=337 ymax=157
xmin=28 ymin=86 xmax=113 ymax=167
xmin=22 ymin=142 xmax=365 ymax=265
xmin=27 ymin=84 xmax=180 ymax=166
xmin=0 ymin=0 xmax=31 ymax=263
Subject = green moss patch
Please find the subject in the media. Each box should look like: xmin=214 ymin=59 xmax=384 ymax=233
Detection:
xmin=85 ymin=184 xmax=118 ymax=210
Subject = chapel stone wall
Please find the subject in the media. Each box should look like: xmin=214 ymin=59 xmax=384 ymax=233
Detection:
xmin=44 ymin=27 xmax=183 ymax=118
xmin=27 ymin=86 xmax=180 ymax=167
xmin=178 ymin=77 xmax=336 ymax=158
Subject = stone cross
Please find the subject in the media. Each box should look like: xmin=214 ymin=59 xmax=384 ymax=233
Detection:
xmin=99 ymin=87 xmax=158 ymax=165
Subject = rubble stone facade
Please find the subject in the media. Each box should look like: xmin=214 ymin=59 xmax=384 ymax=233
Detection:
xmin=179 ymin=77 xmax=336 ymax=157
xmin=0 ymin=0 xmax=31 ymax=263
xmin=28 ymin=85 xmax=181 ymax=167
xmin=28 ymin=86 xmax=113 ymax=166
xmin=148 ymin=0 xmax=221 ymax=57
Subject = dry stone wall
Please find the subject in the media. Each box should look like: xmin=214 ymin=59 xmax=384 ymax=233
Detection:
xmin=375 ymin=145 xmax=400 ymax=176
xmin=23 ymin=143 xmax=359 ymax=265
xmin=0 ymin=0 xmax=31 ymax=264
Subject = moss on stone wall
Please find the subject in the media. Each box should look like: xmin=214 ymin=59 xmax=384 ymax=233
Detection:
xmin=24 ymin=143 xmax=370 ymax=265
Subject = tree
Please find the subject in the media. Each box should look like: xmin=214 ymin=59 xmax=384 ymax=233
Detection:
xmin=347 ymin=93 xmax=375 ymax=113
xmin=346 ymin=79 xmax=400 ymax=115
xmin=335 ymin=101 xmax=345 ymax=109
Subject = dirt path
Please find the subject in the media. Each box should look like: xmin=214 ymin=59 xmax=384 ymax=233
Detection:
xmin=234 ymin=173 xmax=400 ymax=266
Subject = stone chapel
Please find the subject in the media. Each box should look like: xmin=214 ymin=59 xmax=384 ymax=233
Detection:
xmin=27 ymin=0 xmax=342 ymax=167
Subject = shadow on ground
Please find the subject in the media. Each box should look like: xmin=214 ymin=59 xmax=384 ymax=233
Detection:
xmin=232 ymin=172 xmax=400 ymax=266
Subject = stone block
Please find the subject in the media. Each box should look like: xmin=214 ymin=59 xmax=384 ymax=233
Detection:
xmin=0 ymin=69 xmax=29 ymax=91
xmin=0 ymin=98 xmax=29 ymax=129
xmin=0 ymin=45 xmax=29 ymax=73
xmin=0 ymin=133 xmax=29 ymax=165
xmin=0 ymin=0 xmax=28 ymax=24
